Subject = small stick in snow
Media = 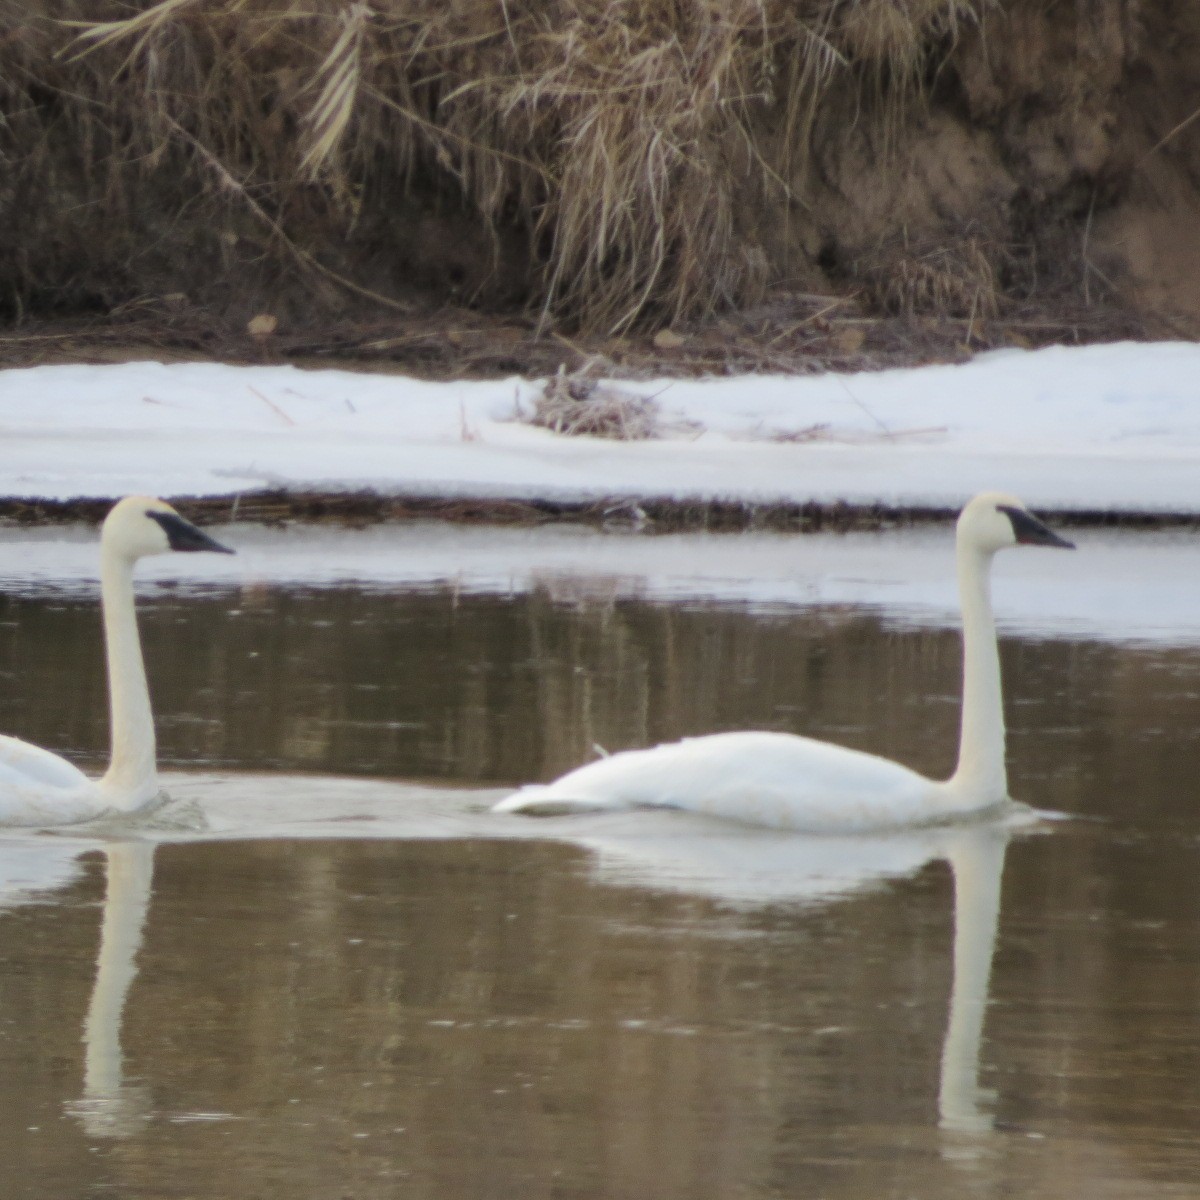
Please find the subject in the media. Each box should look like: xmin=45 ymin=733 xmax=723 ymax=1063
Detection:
xmin=459 ymin=400 xmax=478 ymax=441
xmin=248 ymin=385 xmax=296 ymax=426
xmin=834 ymin=376 xmax=893 ymax=440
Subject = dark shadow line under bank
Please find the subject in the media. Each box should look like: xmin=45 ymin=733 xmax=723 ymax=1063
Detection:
xmin=3 ymin=492 xmax=1199 ymax=535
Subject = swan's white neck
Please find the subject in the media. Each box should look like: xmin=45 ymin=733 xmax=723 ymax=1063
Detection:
xmin=945 ymin=541 xmax=1007 ymax=805
xmin=96 ymin=548 xmax=158 ymax=808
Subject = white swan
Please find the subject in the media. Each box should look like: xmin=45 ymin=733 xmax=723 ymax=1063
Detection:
xmin=493 ymin=492 xmax=1073 ymax=831
xmin=0 ymin=497 xmax=233 ymax=826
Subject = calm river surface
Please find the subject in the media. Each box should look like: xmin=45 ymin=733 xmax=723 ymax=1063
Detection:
xmin=2 ymin=521 xmax=1200 ymax=1198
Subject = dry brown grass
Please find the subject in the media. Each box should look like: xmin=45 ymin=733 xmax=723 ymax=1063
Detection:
xmin=531 ymin=364 xmax=660 ymax=439
xmin=1 ymin=0 xmax=991 ymax=332
xmin=835 ymin=0 xmax=989 ymax=70
xmin=862 ymin=236 xmax=1000 ymax=320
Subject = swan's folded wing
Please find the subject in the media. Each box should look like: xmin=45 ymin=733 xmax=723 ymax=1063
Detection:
xmin=0 ymin=735 xmax=92 ymax=791
xmin=490 ymin=731 xmax=942 ymax=832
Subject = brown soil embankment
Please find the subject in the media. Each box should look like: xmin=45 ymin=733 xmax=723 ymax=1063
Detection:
xmin=1 ymin=1 xmax=1197 ymax=374
xmin=3 ymin=491 xmax=1198 ymax=537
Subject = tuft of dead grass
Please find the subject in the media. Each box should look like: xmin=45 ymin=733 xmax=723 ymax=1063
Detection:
xmin=835 ymin=0 xmax=989 ymax=69
xmin=531 ymin=364 xmax=660 ymax=439
xmin=1 ymin=0 xmax=991 ymax=332
xmin=862 ymin=237 xmax=1000 ymax=321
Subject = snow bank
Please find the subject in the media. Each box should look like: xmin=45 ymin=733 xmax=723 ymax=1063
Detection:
xmin=3 ymin=341 xmax=1200 ymax=512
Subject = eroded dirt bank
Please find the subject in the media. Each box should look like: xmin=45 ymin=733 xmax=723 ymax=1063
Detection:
xmin=1 ymin=0 xmax=1197 ymax=375
xmin=3 ymin=491 xmax=1197 ymax=535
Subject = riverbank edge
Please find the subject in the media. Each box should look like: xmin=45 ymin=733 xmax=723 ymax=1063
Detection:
xmin=2 ymin=490 xmax=1195 ymax=534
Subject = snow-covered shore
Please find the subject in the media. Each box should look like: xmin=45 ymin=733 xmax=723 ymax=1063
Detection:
xmin=4 ymin=340 xmax=1200 ymax=514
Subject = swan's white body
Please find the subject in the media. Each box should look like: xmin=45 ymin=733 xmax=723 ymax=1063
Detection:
xmin=494 ymin=492 xmax=1073 ymax=832
xmin=0 ymin=497 xmax=232 ymax=827
xmin=501 ymin=731 xmax=954 ymax=831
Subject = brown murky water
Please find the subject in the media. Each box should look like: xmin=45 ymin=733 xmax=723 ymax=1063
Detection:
xmin=3 ymin=565 xmax=1200 ymax=1197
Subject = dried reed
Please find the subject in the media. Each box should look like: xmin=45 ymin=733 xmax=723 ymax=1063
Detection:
xmin=1 ymin=0 xmax=990 ymax=331
xmin=531 ymin=365 xmax=660 ymax=439
xmin=865 ymin=237 xmax=999 ymax=319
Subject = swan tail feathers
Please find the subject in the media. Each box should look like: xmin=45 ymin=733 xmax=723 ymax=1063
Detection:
xmin=492 ymin=787 xmax=621 ymax=817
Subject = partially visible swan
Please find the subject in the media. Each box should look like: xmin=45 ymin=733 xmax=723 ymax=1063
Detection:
xmin=494 ymin=492 xmax=1073 ymax=831
xmin=0 ymin=497 xmax=233 ymax=826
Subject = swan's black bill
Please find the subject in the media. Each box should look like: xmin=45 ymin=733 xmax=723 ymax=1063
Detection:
xmin=997 ymin=505 xmax=1074 ymax=550
xmin=147 ymin=510 xmax=236 ymax=554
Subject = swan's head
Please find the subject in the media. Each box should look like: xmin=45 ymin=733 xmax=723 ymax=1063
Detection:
xmin=956 ymin=492 xmax=1074 ymax=555
xmin=101 ymin=496 xmax=235 ymax=561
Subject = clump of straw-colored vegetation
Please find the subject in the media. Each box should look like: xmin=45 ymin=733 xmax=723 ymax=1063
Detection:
xmin=863 ymin=236 xmax=1000 ymax=320
xmin=0 ymin=0 xmax=992 ymax=333
xmin=531 ymin=365 xmax=660 ymax=439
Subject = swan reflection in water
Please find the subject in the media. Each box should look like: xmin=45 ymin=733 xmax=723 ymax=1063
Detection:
xmin=67 ymin=841 xmax=156 ymax=1138
xmin=0 ymin=838 xmax=155 ymax=1138
xmin=937 ymin=828 xmax=1008 ymax=1135
xmin=568 ymin=808 xmax=1025 ymax=1135
xmin=0 ymin=782 xmax=1023 ymax=1145
xmin=0 ymin=838 xmax=89 ymax=907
